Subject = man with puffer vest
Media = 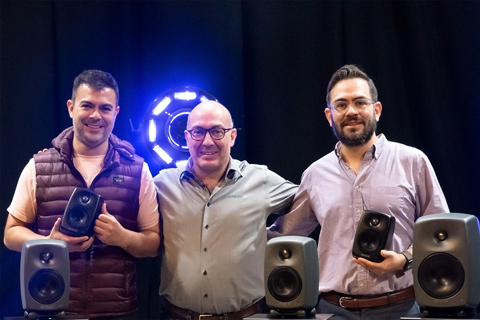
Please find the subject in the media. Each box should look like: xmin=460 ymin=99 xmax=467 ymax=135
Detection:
xmin=4 ymin=69 xmax=161 ymax=319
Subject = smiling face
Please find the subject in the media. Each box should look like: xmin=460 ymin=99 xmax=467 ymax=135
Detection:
xmin=67 ymin=83 xmax=119 ymax=154
xmin=325 ymin=78 xmax=382 ymax=147
xmin=185 ymin=101 xmax=237 ymax=179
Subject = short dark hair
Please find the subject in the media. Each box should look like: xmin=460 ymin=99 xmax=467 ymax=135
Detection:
xmin=326 ymin=64 xmax=378 ymax=106
xmin=72 ymin=69 xmax=119 ymax=105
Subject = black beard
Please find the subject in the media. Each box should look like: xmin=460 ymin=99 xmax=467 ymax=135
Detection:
xmin=332 ymin=116 xmax=377 ymax=147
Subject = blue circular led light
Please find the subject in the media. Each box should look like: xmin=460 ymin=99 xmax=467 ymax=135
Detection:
xmin=143 ymin=86 xmax=217 ymax=168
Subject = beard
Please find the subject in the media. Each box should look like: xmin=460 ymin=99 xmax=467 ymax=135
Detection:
xmin=332 ymin=112 xmax=377 ymax=147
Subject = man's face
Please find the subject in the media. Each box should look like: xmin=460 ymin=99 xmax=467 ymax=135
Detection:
xmin=325 ymin=78 xmax=381 ymax=147
xmin=67 ymin=83 xmax=119 ymax=150
xmin=185 ymin=102 xmax=236 ymax=177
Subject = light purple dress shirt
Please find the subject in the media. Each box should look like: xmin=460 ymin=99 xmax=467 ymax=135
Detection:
xmin=268 ymin=134 xmax=449 ymax=295
xmin=154 ymin=157 xmax=298 ymax=314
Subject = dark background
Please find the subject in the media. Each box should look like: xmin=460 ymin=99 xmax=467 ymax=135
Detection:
xmin=1 ymin=1 xmax=479 ymax=318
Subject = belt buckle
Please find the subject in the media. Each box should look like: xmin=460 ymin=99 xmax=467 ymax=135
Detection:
xmin=199 ymin=314 xmax=213 ymax=319
xmin=338 ymin=296 xmax=352 ymax=308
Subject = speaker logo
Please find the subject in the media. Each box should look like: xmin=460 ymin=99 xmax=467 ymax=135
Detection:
xmin=20 ymin=239 xmax=70 ymax=318
xmin=265 ymin=236 xmax=319 ymax=317
xmin=352 ymin=210 xmax=395 ymax=262
xmin=413 ymin=212 xmax=480 ymax=317
xmin=60 ymin=187 xmax=104 ymax=237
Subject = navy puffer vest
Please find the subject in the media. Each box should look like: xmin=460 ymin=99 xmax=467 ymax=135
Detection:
xmin=33 ymin=127 xmax=143 ymax=319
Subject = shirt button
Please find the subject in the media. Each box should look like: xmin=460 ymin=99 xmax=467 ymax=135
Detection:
xmin=203 ymin=270 xmax=207 ymax=276
xmin=205 ymin=225 xmax=209 ymax=229
xmin=207 ymin=202 xmax=211 ymax=207
xmin=204 ymin=247 xmax=207 ymax=252
xmin=204 ymin=293 xmax=208 ymax=298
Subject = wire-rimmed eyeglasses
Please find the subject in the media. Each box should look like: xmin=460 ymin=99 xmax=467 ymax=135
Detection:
xmin=186 ymin=127 xmax=234 ymax=141
xmin=330 ymin=98 xmax=376 ymax=113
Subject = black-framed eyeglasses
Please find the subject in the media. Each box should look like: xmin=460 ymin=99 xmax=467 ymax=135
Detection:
xmin=186 ymin=127 xmax=235 ymax=141
xmin=330 ymin=98 xmax=376 ymax=113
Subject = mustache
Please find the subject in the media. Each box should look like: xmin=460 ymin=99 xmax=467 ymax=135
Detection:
xmin=341 ymin=115 xmax=364 ymax=127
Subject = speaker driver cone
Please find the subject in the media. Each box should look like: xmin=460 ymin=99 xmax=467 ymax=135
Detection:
xmin=66 ymin=205 xmax=89 ymax=228
xmin=268 ymin=266 xmax=303 ymax=302
xmin=418 ymin=252 xmax=465 ymax=299
xmin=29 ymin=269 xmax=66 ymax=305
xmin=357 ymin=229 xmax=380 ymax=254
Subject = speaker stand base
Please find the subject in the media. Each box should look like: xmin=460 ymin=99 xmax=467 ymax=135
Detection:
xmin=245 ymin=314 xmax=334 ymax=320
xmin=401 ymin=312 xmax=480 ymax=320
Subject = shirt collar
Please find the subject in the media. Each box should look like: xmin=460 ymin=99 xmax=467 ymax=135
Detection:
xmin=334 ymin=134 xmax=386 ymax=161
xmin=179 ymin=156 xmax=243 ymax=182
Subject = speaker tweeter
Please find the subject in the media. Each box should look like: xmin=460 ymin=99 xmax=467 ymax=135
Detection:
xmin=265 ymin=236 xmax=319 ymax=318
xmin=352 ymin=210 xmax=395 ymax=262
xmin=413 ymin=212 xmax=480 ymax=317
xmin=21 ymin=239 xmax=70 ymax=319
xmin=60 ymin=187 xmax=103 ymax=237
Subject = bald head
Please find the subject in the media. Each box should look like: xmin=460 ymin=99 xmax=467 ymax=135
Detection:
xmin=187 ymin=101 xmax=233 ymax=129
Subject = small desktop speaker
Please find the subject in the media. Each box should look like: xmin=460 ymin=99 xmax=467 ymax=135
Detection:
xmin=21 ymin=239 xmax=70 ymax=318
xmin=413 ymin=212 xmax=480 ymax=317
xmin=265 ymin=236 xmax=319 ymax=315
xmin=352 ymin=210 xmax=395 ymax=262
xmin=60 ymin=187 xmax=103 ymax=237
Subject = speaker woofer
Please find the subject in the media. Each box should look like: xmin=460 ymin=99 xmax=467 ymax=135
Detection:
xmin=66 ymin=206 xmax=90 ymax=228
xmin=356 ymin=229 xmax=381 ymax=254
xmin=268 ymin=266 xmax=302 ymax=302
xmin=29 ymin=269 xmax=66 ymax=305
xmin=418 ymin=253 xmax=465 ymax=299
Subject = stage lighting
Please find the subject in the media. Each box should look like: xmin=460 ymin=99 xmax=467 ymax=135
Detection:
xmin=143 ymin=86 xmax=217 ymax=168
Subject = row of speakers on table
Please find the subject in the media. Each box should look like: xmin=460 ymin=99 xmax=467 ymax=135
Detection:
xmin=20 ymin=212 xmax=480 ymax=318
xmin=265 ymin=212 xmax=480 ymax=318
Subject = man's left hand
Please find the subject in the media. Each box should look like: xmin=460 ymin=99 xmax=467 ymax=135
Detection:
xmin=94 ymin=203 xmax=126 ymax=246
xmin=353 ymin=250 xmax=406 ymax=275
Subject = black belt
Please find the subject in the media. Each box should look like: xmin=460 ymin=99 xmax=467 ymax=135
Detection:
xmin=320 ymin=286 xmax=415 ymax=309
xmin=161 ymin=297 xmax=262 ymax=320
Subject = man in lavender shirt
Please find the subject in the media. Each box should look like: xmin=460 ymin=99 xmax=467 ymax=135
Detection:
xmin=268 ymin=64 xmax=449 ymax=320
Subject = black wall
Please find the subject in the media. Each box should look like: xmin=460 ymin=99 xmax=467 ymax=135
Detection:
xmin=1 ymin=1 xmax=479 ymax=318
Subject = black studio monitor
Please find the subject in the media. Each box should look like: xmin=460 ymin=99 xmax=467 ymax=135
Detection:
xmin=20 ymin=239 xmax=70 ymax=319
xmin=265 ymin=236 xmax=319 ymax=318
xmin=352 ymin=210 xmax=395 ymax=262
xmin=60 ymin=187 xmax=103 ymax=237
xmin=413 ymin=212 xmax=480 ymax=318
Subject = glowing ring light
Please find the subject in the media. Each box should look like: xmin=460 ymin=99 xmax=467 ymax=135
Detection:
xmin=143 ymin=86 xmax=217 ymax=168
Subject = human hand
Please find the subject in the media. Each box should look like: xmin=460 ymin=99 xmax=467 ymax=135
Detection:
xmin=353 ymin=250 xmax=406 ymax=276
xmin=48 ymin=217 xmax=94 ymax=252
xmin=94 ymin=203 xmax=126 ymax=246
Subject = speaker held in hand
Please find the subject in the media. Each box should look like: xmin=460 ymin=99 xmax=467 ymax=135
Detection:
xmin=352 ymin=210 xmax=395 ymax=262
xmin=413 ymin=212 xmax=480 ymax=318
xmin=21 ymin=239 xmax=70 ymax=319
xmin=265 ymin=236 xmax=319 ymax=318
xmin=60 ymin=187 xmax=104 ymax=237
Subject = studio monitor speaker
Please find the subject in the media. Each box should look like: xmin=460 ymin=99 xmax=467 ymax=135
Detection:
xmin=60 ymin=187 xmax=103 ymax=237
xmin=21 ymin=239 xmax=70 ymax=318
xmin=352 ymin=210 xmax=395 ymax=262
xmin=413 ymin=212 xmax=480 ymax=317
xmin=265 ymin=236 xmax=319 ymax=316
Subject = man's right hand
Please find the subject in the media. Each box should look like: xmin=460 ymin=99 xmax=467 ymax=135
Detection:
xmin=49 ymin=217 xmax=94 ymax=252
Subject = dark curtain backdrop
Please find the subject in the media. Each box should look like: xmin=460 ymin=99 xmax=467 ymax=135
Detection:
xmin=1 ymin=1 xmax=479 ymax=318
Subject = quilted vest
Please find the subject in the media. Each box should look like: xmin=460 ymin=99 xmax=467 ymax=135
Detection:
xmin=33 ymin=127 xmax=143 ymax=319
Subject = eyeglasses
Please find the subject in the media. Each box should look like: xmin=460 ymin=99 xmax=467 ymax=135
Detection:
xmin=330 ymin=98 xmax=376 ymax=113
xmin=186 ymin=127 xmax=234 ymax=141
